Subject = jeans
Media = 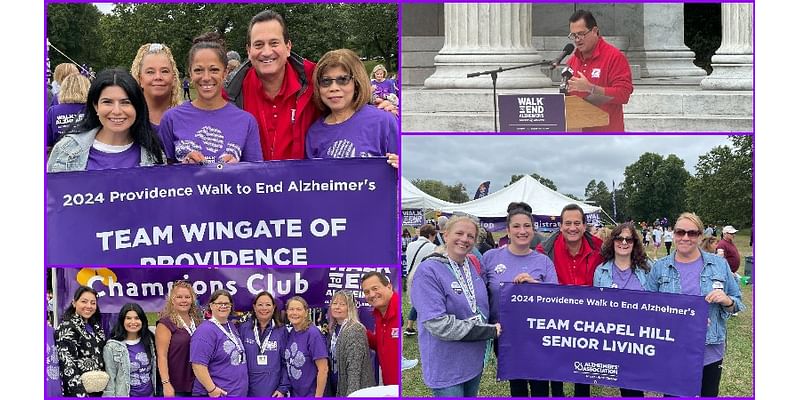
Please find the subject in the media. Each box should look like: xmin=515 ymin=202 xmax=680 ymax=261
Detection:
xmin=408 ymin=306 xmax=417 ymax=321
xmin=431 ymin=373 xmax=482 ymax=397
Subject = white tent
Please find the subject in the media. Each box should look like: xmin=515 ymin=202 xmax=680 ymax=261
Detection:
xmin=438 ymin=175 xmax=601 ymax=218
xmin=401 ymin=176 xmax=458 ymax=210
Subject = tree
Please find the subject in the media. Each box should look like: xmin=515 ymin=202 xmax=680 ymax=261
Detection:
xmin=622 ymin=153 xmax=691 ymax=222
xmin=685 ymin=136 xmax=753 ymax=228
xmin=47 ymin=3 xmax=104 ymax=69
xmin=585 ymin=180 xmax=612 ymax=217
xmin=506 ymin=173 xmax=558 ymax=191
xmin=412 ymin=179 xmax=470 ymax=204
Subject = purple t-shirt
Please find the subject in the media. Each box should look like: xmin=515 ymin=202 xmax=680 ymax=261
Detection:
xmin=47 ymin=103 xmax=85 ymax=147
xmin=371 ymin=79 xmax=399 ymax=100
xmin=239 ymin=319 xmax=289 ymax=397
xmin=159 ymin=102 xmax=263 ymax=163
xmin=86 ymin=143 xmax=141 ymax=171
xmin=190 ymin=319 xmax=248 ymax=397
xmin=674 ymin=258 xmax=725 ymax=365
xmin=284 ymin=326 xmax=328 ymax=397
xmin=481 ymin=247 xmax=558 ymax=323
xmin=612 ymin=263 xmax=644 ymax=291
xmin=126 ymin=340 xmax=153 ymax=397
xmin=305 ymin=104 xmax=398 ymax=159
xmin=411 ymin=257 xmax=491 ymax=389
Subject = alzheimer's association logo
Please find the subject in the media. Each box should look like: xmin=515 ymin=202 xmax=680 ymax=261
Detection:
xmin=573 ymin=361 xmax=619 ymax=383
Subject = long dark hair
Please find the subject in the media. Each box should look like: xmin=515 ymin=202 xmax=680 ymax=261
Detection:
xmin=252 ymin=291 xmax=283 ymax=328
xmin=600 ymin=222 xmax=650 ymax=272
xmin=62 ymin=286 xmax=102 ymax=326
xmin=64 ymin=68 xmax=164 ymax=164
xmin=110 ymin=303 xmax=154 ymax=364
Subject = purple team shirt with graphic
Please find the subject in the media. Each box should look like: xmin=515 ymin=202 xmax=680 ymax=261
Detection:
xmin=284 ymin=327 xmax=328 ymax=397
xmin=159 ymin=102 xmax=263 ymax=163
xmin=126 ymin=340 xmax=153 ymax=397
xmin=305 ymin=104 xmax=398 ymax=159
xmin=411 ymin=258 xmax=491 ymax=389
xmin=239 ymin=320 xmax=289 ymax=397
xmin=47 ymin=103 xmax=85 ymax=147
xmin=86 ymin=144 xmax=141 ymax=171
xmin=481 ymin=247 xmax=558 ymax=323
xmin=189 ymin=320 xmax=248 ymax=397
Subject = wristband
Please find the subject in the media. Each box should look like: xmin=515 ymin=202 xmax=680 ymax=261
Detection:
xmin=161 ymin=380 xmax=170 ymax=385
xmin=207 ymin=386 xmax=218 ymax=394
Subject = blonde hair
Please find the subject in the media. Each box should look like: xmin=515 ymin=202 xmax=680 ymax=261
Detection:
xmin=57 ymin=73 xmax=90 ymax=104
xmin=286 ymin=296 xmax=311 ymax=331
xmin=370 ymin=64 xmax=388 ymax=80
xmin=159 ymin=281 xmax=203 ymax=327
xmin=130 ymin=43 xmax=182 ymax=108
xmin=327 ymin=290 xmax=361 ymax=332
xmin=435 ymin=215 xmax=480 ymax=254
xmin=700 ymin=236 xmax=719 ymax=253
xmin=676 ymin=212 xmax=705 ymax=233
xmin=312 ymin=49 xmax=371 ymax=114
xmin=53 ymin=63 xmax=79 ymax=85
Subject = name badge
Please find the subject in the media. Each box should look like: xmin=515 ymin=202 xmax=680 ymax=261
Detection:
xmin=257 ymin=355 xmax=269 ymax=365
xmin=712 ymin=280 xmax=724 ymax=290
xmin=451 ymin=282 xmax=463 ymax=294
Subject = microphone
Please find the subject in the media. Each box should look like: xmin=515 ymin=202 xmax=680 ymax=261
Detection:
xmin=550 ymin=43 xmax=575 ymax=70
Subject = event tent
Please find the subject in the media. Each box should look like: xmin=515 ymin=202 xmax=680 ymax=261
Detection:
xmin=401 ymin=176 xmax=457 ymax=210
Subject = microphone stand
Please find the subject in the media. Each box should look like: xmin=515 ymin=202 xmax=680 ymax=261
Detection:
xmin=467 ymin=59 xmax=558 ymax=132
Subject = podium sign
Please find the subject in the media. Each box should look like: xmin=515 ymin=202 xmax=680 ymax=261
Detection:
xmin=499 ymin=94 xmax=566 ymax=132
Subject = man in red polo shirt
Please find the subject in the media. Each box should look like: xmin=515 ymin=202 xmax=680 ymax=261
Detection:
xmin=535 ymin=203 xmax=603 ymax=397
xmin=565 ymin=9 xmax=633 ymax=132
xmin=361 ymin=271 xmax=399 ymax=385
xmin=716 ymin=225 xmax=741 ymax=274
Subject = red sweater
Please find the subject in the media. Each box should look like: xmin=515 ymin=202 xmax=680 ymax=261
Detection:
xmin=367 ymin=291 xmax=400 ymax=385
xmin=537 ymin=233 xmax=604 ymax=286
xmin=566 ymin=36 xmax=633 ymax=132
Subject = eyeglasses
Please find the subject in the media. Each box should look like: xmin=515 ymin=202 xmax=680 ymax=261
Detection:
xmin=613 ymin=236 xmax=634 ymax=244
xmin=674 ymin=229 xmax=702 ymax=238
xmin=567 ymin=29 xmax=593 ymax=41
xmin=319 ymin=75 xmax=353 ymax=88
xmin=211 ymin=302 xmax=232 ymax=308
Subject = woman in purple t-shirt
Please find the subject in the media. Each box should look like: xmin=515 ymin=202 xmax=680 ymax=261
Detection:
xmin=47 ymin=69 xmax=165 ymax=172
xmin=369 ymin=64 xmax=399 ymax=107
xmin=159 ymin=32 xmax=262 ymax=164
xmin=47 ymin=73 xmax=89 ymax=151
xmin=155 ymin=281 xmax=202 ymax=397
xmin=102 ymin=303 xmax=156 ymax=397
xmin=305 ymin=49 xmax=398 ymax=168
xmin=284 ymin=296 xmax=329 ymax=397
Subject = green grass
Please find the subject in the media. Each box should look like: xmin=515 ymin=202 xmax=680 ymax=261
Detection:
xmin=401 ymin=238 xmax=754 ymax=396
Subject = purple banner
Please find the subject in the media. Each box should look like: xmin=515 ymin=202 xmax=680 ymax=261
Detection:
xmin=47 ymin=158 xmax=397 ymax=265
xmin=497 ymin=284 xmax=708 ymax=397
xmin=402 ymin=209 xmax=425 ymax=227
xmin=498 ymin=94 xmax=566 ymax=132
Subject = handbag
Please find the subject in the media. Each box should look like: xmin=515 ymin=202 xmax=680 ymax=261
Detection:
xmin=80 ymin=370 xmax=110 ymax=393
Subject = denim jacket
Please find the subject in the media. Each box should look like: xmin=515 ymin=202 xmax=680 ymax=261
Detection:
xmin=102 ymin=339 xmax=157 ymax=397
xmin=645 ymin=251 xmax=744 ymax=345
xmin=47 ymin=128 xmax=161 ymax=172
xmin=593 ymin=260 xmax=649 ymax=289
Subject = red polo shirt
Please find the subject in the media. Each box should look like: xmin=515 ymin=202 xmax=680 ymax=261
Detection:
xmin=567 ymin=36 xmax=633 ymax=132
xmin=716 ymin=238 xmax=741 ymax=273
xmin=547 ymin=233 xmax=604 ymax=286
xmin=367 ymin=291 xmax=400 ymax=385
xmin=242 ymin=65 xmax=301 ymax=160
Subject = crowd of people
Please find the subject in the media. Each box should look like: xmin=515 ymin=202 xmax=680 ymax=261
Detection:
xmin=403 ymin=204 xmax=745 ymax=397
xmin=51 ymin=272 xmax=399 ymax=397
xmin=47 ymin=9 xmax=399 ymax=172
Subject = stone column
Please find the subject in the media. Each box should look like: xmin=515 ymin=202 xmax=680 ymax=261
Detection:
xmin=623 ymin=3 xmax=706 ymax=78
xmin=424 ymin=3 xmax=552 ymax=89
xmin=701 ymin=3 xmax=753 ymax=90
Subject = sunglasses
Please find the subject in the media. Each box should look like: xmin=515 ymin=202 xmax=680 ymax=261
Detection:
xmin=674 ymin=229 xmax=702 ymax=238
xmin=318 ymin=75 xmax=353 ymax=88
xmin=613 ymin=236 xmax=635 ymax=244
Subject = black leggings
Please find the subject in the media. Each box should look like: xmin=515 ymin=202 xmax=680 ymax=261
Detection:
xmin=509 ymin=379 xmax=552 ymax=397
xmin=665 ymin=242 xmax=672 ymax=254
xmin=664 ymin=359 xmax=724 ymax=397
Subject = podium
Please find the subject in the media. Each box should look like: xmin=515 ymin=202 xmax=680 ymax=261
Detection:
xmin=565 ymin=95 xmax=609 ymax=131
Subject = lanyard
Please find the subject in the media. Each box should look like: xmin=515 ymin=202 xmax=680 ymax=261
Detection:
xmin=445 ymin=255 xmax=478 ymax=315
xmin=253 ymin=321 xmax=275 ymax=355
xmin=211 ymin=318 xmax=243 ymax=354
xmin=179 ymin=316 xmax=196 ymax=336
xmin=330 ymin=320 xmax=349 ymax=373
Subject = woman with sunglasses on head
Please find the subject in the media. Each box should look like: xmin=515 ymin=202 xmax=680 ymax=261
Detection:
xmin=55 ymin=286 xmax=106 ymax=397
xmin=159 ymin=32 xmax=262 ymax=164
xmin=238 ymin=291 xmax=290 ymax=397
xmin=481 ymin=202 xmax=557 ymax=397
xmin=190 ymin=289 xmax=248 ymax=397
xmin=645 ymin=212 xmax=744 ymax=397
xmin=593 ymin=222 xmax=650 ymax=397
xmin=155 ymin=281 xmax=203 ymax=397
xmin=102 ymin=303 xmax=156 ymax=397
xmin=305 ymin=49 xmax=398 ymax=168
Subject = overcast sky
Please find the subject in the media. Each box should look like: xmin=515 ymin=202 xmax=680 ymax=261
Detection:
xmin=94 ymin=3 xmax=112 ymax=14
xmin=401 ymin=135 xmax=736 ymax=198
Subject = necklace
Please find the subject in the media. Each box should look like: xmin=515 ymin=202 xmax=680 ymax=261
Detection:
xmin=445 ymin=254 xmax=478 ymax=315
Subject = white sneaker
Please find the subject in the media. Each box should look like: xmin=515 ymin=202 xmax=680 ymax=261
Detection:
xmin=402 ymin=358 xmax=419 ymax=371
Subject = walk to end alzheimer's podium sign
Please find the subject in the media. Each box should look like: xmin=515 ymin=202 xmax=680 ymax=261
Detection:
xmin=47 ymin=158 xmax=397 ymax=265
xmin=498 ymin=94 xmax=566 ymax=132
xmin=497 ymin=284 xmax=708 ymax=397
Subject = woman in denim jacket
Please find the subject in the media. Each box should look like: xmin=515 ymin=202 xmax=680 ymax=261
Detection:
xmin=594 ymin=222 xmax=650 ymax=397
xmin=103 ymin=303 xmax=156 ymax=397
xmin=645 ymin=212 xmax=744 ymax=397
xmin=47 ymin=68 xmax=164 ymax=172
